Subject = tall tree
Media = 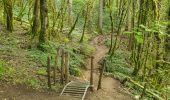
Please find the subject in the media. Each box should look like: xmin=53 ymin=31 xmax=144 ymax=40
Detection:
xmin=166 ymin=2 xmax=170 ymax=49
xmin=67 ymin=0 xmax=73 ymax=26
xmin=98 ymin=0 xmax=103 ymax=34
xmin=128 ymin=0 xmax=136 ymax=50
xmin=32 ymin=0 xmax=40 ymax=38
xmin=3 ymin=0 xmax=13 ymax=32
xmin=39 ymin=0 xmax=48 ymax=44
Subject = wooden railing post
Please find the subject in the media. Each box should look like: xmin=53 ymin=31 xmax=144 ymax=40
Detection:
xmin=61 ymin=49 xmax=65 ymax=84
xmin=90 ymin=56 xmax=94 ymax=92
xmin=54 ymin=49 xmax=60 ymax=84
xmin=97 ymin=59 xmax=106 ymax=90
xmin=47 ymin=55 xmax=51 ymax=89
xmin=65 ymin=52 xmax=70 ymax=83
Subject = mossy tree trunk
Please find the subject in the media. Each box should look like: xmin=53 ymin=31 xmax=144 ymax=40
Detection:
xmin=166 ymin=4 xmax=170 ymax=49
xmin=3 ymin=0 xmax=13 ymax=32
xmin=108 ymin=0 xmax=114 ymax=53
xmin=80 ymin=0 xmax=94 ymax=42
xmin=39 ymin=0 xmax=48 ymax=44
xmin=32 ymin=0 xmax=40 ymax=38
xmin=132 ymin=0 xmax=146 ymax=76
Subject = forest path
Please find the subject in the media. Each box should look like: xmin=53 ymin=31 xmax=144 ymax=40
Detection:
xmin=82 ymin=35 xmax=133 ymax=100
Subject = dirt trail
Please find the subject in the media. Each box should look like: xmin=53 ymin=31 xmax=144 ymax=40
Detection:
xmin=0 ymin=34 xmax=133 ymax=100
xmin=83 ymin=35 xmax=133 ymax=100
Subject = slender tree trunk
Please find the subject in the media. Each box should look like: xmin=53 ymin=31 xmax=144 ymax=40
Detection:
xmin=98 ymin=0 xmax=103 ymax=34
xmin=125 ymin=3 xmax=131 ymax=31
xmin=80 ymin=6 xmax=88 ymax=43
xmin=108 ymin=0 xmax=114 ymax=53
xmin=3 ymin=0 xmax=13 ymax=32
xmin=39 ymin=0 xmax=48 ymax=44
xmin=80 ymin=4 xmax=89 ymax=43
xmin=128 ymin=0 xmax=135 ymax=51
xmin=32 ymin=0 xmax=40 ymax=38
xmin=67 ymin=0 xmax=73 ymax=26
xmin=97 ymin=59 xmax=106 ymax=90
xmin=132 ymin=0 xmax=144 ymax=76
xmin=166 ymin=4 xmax=170 ymax=49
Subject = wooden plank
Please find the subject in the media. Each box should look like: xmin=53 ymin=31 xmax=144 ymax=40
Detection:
xmin=63 ymin=94 xmax=82 ymax=99
xmin=63 ymin=93 xmax=82 ymax=97
xmin=60 ymin=81 xmax=90 ymax=100
xmin=63 ymin=91 xmax=84 ymax=95
xmin=68 ymin=86 xmax=87 ymax=88
xmin=65 ymin=88 xmax=85 ymax=92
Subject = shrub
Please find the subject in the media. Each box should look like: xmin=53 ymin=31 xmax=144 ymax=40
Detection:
xmin=105 ymin=50 xmax=133 ymax=80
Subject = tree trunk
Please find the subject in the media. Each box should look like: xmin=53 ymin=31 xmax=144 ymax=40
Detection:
xmin=39 ymin=0 xmax=48 ymax=44
xmin=98 ymin=0 xmax=103 ymax=34
xmin=166 ymin=5 xmax=170 ymax=49
xmin=80 ymin=6 xmax=88 ymax=43
xmin=32 ymin=0 xmax=40 ymax=38
xmin=128 ymin=0 xmax=135 ymax=51
xmin=67 ymin=0 xmax=73 ymax=26
xmin=97 ymin=59 xmax=106 ymax=90
xmin=108 ymin=0 xmax=114 ymax=53
xmin=3 ymin=0 xmax=13 ymax=32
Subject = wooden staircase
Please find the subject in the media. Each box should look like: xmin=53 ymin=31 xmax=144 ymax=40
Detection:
xmin=60 ymin=81 xmax=90 ymax=100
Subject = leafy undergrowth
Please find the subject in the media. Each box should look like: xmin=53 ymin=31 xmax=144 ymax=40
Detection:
xmin=0 ymin=23 xmax=96 ymax=91
xmin=104 ymin=37 xmax=170 ymax=99
xmin=105 ymin=50 xmax=133 ymax=80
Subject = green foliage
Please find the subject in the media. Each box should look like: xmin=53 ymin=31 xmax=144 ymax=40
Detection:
xmin=0 ymin=60 xmax=16 ymax=82
xmin=104 ymin=37 xmax=113 ymax=48
xmin=105 ymin=50 xmax=133 ymax=80
xmin=69 ymin=52 xmax=84 ymax=76
xmin=18 ymin=78 xmax=40 ymax=89
xmin=70 ymin=65 xmax=81 ymax=76
xmin=0 ymin=60 xmax=5 ymax=80
xmin=80 ymin=43 xmax=95 ymax=56
xmin=71 ymin=30 xmax=91 ymax=42
xmin=29 ymin=49 xmax=49 ymax=66
xmin=37 ymin=68 xmax=46 ymax=76
xmin=134 ymin=32 xmax=143 ymax=44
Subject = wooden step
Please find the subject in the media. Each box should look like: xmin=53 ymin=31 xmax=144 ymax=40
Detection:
xmin=63 ymin=93 xmax=82 ymax=99
xmin=64 ymin=88 xmax=85 ymax=92
xmin=60 ymin=81 xmax=90 ymax=100
xmin=63 ymin=91 xmax=84 ymax=95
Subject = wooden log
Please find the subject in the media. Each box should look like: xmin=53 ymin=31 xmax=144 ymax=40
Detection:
xmin=97 ymin=59 xmax=106 ymax=90
xmin=47 ymin=55 xmax=51 ymax=89
xmin=90 ymin=56 xmax=94 ymax=92
xmin=127 ymin=77 xmax=164 ymax=100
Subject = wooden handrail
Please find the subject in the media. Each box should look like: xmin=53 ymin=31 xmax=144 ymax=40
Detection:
xmin=82 ymin=82 xmax=90 ymax=100
xmin=60 ymin=81 xmax=73 ymax=95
